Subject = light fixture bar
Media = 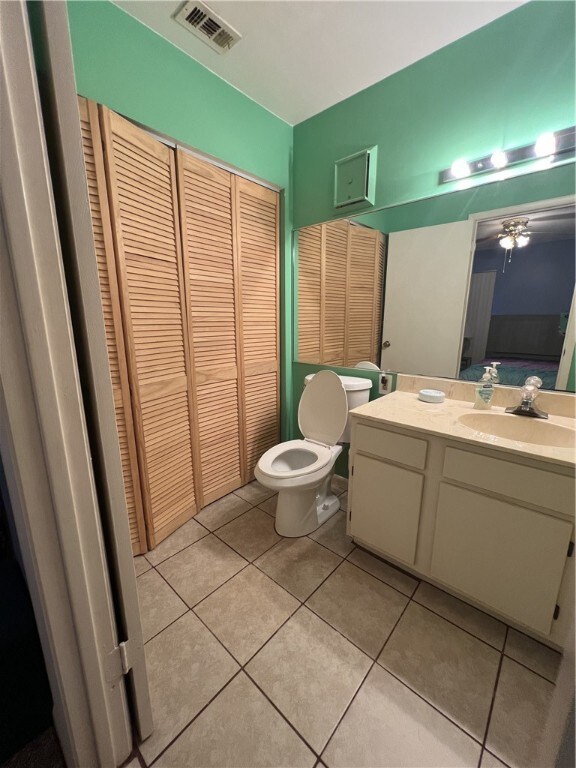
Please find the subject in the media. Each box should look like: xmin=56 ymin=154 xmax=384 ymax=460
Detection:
xmin=439 ymin=126 xmax=576 ymax=184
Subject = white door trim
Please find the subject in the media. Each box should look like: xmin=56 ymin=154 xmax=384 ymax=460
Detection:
xmin=0 ymin=2 xmax=132 ymax=764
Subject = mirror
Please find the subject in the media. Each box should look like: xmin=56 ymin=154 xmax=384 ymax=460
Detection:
xmin=294 ymin=187 xmax=575 ymax=391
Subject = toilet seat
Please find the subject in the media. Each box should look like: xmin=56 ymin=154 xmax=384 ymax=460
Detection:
xmin=257 ymin=439 xmax=332 ymax=479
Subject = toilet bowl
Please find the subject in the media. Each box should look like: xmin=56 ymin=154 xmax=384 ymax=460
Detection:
xmin=255 ymin=370 xmax=371 ymax=537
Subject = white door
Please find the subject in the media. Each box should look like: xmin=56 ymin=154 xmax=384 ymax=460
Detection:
xmin=464 ymin=270 xmax=497 ymax=364
xmin=380 ymin=220 xmax=476 ymax=378
xmin=556 ymin=287 xmax=575 ymax=390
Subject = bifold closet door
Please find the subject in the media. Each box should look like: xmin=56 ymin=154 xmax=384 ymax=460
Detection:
xmin=100 ymin=107 xmax=198 ymax=547
xmin=234 ymin=178 xmax=280 ymax=480
xmin=78 ymin=97 xmax=147 ymax=555
xmin=297 ymin=224 xmax=323 ymax=362
xmin=322 ymin=219 xmax=348 ymax=365
xmin=345 ymin=226 xmax=385 ymax=366
xmin=177 ymin=152 xmax=243 ymax=505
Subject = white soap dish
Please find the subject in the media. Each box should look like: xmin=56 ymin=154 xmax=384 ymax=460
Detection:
xmin=418 ymin=389 xmax=445 ymax=403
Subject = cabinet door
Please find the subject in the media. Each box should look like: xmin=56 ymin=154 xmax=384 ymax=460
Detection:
xmin=177 ymin=152 xmax=243 ymax=505
xmin=322 ymin=220 xmax=348 ymax=365
xmin=100 ymin=107 xmax=198 ymax=546
xmin=350 ymin=454 xmax=423 ymax=564
xmin=78 ymin=97 xmax=147 ymax=555
xmin=345 ymin=225 xmax=383 ymax=366
xmin=431 ymin=483 xmax=573 ymax=634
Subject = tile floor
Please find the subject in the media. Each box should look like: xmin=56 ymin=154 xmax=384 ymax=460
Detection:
xmin=131 ymin=477 xmax=561 ymax=768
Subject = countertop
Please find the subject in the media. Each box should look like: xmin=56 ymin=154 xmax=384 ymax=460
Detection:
xmin=350 ymin=391 xmax=576 ymax=468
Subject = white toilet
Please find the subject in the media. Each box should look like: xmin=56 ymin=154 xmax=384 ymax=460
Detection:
xmin=255 ymin=370 xmax=372 ymax=537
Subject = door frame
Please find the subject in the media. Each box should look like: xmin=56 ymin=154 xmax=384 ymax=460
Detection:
xmin=0 ymin=2 xmax=134 ymax=764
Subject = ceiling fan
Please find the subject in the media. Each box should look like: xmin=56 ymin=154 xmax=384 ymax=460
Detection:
xmin=476 ymin=209 xmax=575 ymax=248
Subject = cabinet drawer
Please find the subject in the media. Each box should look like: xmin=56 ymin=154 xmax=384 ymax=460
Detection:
xmin=431 ymin=483 xmax=573 ymax=634
xmin=443 ymin=447 xmax=574 ymax=516
xmin=355 ymin=423 xmax=427 ymax=469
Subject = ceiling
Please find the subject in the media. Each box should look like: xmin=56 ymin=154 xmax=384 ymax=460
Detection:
xmin=475 ymin=205 xmax=576 ymax=251
xmin=113 ymin=0 xmax=524 ymax=125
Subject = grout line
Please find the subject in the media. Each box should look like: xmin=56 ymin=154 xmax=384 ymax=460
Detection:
xmin=500 ymin=653 xmax=558 ymax=685
xmin=346 ymin=543 xmax=421 ymax=592
xmin=147 ymin=669 xmax=244 ymax=767
xmin=410 ymin=598 xmax=505 ymax=653
xmin=142 ymin=606 xmax=190 ymax=647
xmin=479 ymin=626 xmax=509 ymax=766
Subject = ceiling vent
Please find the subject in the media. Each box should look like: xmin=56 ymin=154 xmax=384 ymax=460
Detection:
xmin=174 ymin=1 xmax=241 ymax=54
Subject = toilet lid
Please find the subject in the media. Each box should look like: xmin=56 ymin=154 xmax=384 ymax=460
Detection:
xmin=298 ymin=370 xmax=348 ymax=446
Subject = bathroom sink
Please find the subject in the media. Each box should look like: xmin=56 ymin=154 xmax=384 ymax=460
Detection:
xmin=458 ymin=412 xmax=575 ymax=448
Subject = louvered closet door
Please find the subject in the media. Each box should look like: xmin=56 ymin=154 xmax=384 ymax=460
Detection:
xmin=78 ymin=98 xmax=147 ymax=555
xmin=177 ymin=152 xmax=243 ymax=505
xmin=297 ymin=224 xmax=323 ymax=362
xmin=373 ymin=235 xmax=386 ymax=362
xmin=345 ymin=225 xmax=383 ymax=366
xmin=100 ymin=107 xmax=198 ymax=547
xmin=322 ymin=219 xmax=348 ymax=365
xmin=234 ymin=178 xmax=280 ymax=480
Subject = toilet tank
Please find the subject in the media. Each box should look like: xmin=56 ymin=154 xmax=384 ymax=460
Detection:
xmin=304 ymin=373 xmax=373 ymax=443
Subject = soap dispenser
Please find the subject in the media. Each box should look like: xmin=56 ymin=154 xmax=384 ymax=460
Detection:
xmin=474 ymin=366 xmax=494 ymax=410
xmin=489 ymin=362 xmax=501 ymax=384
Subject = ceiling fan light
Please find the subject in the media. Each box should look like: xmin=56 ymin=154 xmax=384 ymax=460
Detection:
xmin=450 ymin=158 xmax=471 ymax=179
xmin=516 ymin=234 xmax=530 ymax=247
xmin=490 ymin=150 xmax=508 ymax=169
xmin=499 ymin=235 xmax=514 ymax=249
xmin=534 ymin=132 xmax=556 ymax=157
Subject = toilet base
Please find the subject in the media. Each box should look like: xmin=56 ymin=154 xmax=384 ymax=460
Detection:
xmin=275 ymin=472 xmax=340 ymax=537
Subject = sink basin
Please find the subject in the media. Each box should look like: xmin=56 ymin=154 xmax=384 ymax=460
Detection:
xmin=458 ymin=412 xmax=575 ymax=448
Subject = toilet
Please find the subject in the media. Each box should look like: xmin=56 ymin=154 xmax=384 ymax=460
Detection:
xmin=255 ymin=370 xmax=372 ymax=537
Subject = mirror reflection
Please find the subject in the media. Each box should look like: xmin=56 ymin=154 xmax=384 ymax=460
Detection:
xmin=294 ymin=196 xmax=575 ymax=391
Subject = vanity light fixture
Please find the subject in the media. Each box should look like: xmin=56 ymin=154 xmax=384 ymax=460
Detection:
xmin=439 ymin=126 xmax=575 ymax=184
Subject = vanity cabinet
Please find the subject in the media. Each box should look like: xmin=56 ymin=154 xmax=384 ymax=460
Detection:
xmin=348 ymin=416 xmax=575 ymax=643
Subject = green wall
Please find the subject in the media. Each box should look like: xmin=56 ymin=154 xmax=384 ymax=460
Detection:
xmin=292 ymin=1 xmax=576 ymax=229
xmin=67 ymin=0 xmax=295 ymax=437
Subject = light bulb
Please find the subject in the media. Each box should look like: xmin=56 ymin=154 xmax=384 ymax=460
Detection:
xmin=450 ymin=158 xmax=471 ymax=179
xmin=490 ymin=150 xmax=508 ymax=169
xmin=499 ymin=235 xmax=514 ymax=249
xmin=516 ymin=234 xmax=530 ymax=248
xmin=534 ymin=132 xmax=556 ymax=157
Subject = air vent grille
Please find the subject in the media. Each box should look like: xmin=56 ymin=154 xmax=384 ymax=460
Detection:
xmin=174 ymin=1 xmax=241 ymax=54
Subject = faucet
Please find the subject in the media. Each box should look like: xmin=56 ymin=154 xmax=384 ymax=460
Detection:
xmin=505 ymin=377 xmax=548 ymax=419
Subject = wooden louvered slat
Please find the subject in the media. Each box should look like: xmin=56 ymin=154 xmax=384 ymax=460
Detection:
xmin=373 ymin=235 xmax=386 ymax=363
xmin=297 ymin=225 xmax=322 ymax=362
xmin=235 ymin=178 xmax=280 ymax=480
xmin=100 ymin=107 xmax=199 ymax=547
xmin=177 ymin=151 xmax=242 ymax=505
xmin=78 ymin=97 xmax=147 ymax=555
xmin=322 ymin=219 xmax=348 ymax=365
xmin=345 ymin=224 xmax=382 ymax=366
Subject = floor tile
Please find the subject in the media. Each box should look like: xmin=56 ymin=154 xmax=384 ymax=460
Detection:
xmin=155 ymin=672 xmax=315 ymax=768
xmin=307 ymin=561 xmax=407 ymax=658
xmin=194 ymin=492 xmax=251 ymax=531
xmin=140 ymin=612 xmax=239 ymax=764
xmin=122 ymin=759 xmax=140 ymax=768
xmin=258 ymin=493 xmax=278 ymax=517
xmin=347 ymin=547 xmax=418 ymax=597
xmin=215 ymin=507 xmax=281 ymax=561
xmin=322 ymin=664 xmax=481 ymax=768
xmin=136 ymin=569 xmax=187 ymax=643
xmin=414 ymin=581 xmax=506 ymax=650
xmin=339 ymin=492 xmax=348 ymax=512
xmin=505 ymin=628 xmax=561 ymax=682
xmin=331 ymin=474 xmax=348 ymax=495
xmin=194 ymin=566 xmax=298 ymax=664
xmin=480 ymin=751 xmax=509 ymax=768
xmin=255 ymin=537 xmax=342 ymax=601
xmin=486 ymin=657 xmax=554 ymax=768
xmin=246 ymin=606 xmax=371 ymax=753
xmin=133 ymin=555 xmax=151 ymax=577
xmin=309 ymin=509 xmax=354 ymax=557
xmin=157 ymin=534 xmax=246 ymax=607
xmin=378 ymin=601 xmax=500 ymax=740
xmin=234 ymin=479 xmax=275 ymax=505
xmin=144 ymin=518 xmax=208 ymax=566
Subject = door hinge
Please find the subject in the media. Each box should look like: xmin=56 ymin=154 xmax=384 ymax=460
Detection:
xmin=568 ymin=541 xmax=574 ymax=558
xmin=553 ymin=604 xmax=560 ymax=621
xmin=348 ymin=508 xmax=352 ymax=521
xmin=351 ymin=466 xmax=354 ymax=476
xmin=105 ymin=640 xmax=132 ymax=682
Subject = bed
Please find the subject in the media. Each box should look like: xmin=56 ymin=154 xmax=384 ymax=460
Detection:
xmin=459 ymin=358 xmax=559 ymax=390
